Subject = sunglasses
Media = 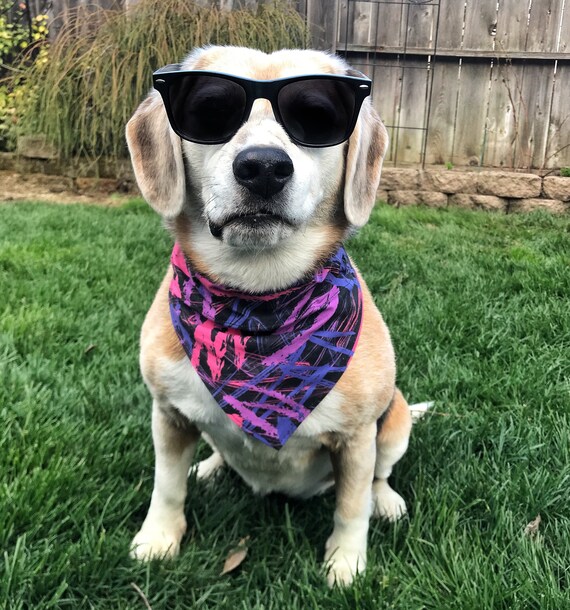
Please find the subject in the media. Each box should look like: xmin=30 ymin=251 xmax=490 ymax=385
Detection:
xmin=152 ymin=65 xmax=372 ymax=148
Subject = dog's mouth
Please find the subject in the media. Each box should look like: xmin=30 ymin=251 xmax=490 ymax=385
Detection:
xmin=208 ymin=209 xmax=293 ymax=240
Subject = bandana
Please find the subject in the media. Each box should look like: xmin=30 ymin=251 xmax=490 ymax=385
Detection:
xmin=169 ymin=242 xmax=362 ymax=449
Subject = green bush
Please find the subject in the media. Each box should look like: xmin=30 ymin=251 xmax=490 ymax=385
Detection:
xmin=0 ymin=4 xmax=49 ymax=151
xmin=10 ymin=0 xmax=308 ymax=162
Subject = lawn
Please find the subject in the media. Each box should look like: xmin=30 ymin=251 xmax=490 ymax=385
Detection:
xmin=1 ymin=200 xmax=569 ymax=609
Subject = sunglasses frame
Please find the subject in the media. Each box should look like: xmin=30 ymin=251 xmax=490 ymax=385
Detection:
xmin=152 ymin=65 xmax=372 ymax=148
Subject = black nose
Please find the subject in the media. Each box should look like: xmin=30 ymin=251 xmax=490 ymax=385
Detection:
xmin=233 ymin=147 xmax=294 ymax=199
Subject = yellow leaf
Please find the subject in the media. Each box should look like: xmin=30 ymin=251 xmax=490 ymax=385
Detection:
xmin=220 ymin=537 xmax=250 ymax=575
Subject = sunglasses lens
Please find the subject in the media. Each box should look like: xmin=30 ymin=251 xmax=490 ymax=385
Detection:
xmin=167 ymin=75 xmax=247 ymax=143
xmin=277 ymin=79 xmax=356 ymax=146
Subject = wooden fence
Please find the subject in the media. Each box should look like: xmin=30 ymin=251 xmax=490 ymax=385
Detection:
xmin=303 ymin=0 xmax=570 ymax=169
xmin=42 ymin=0 xmax=570 ymax=169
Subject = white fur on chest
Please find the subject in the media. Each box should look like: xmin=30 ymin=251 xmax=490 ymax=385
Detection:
xmin=149 ymin=357 xmax=347 ymax=498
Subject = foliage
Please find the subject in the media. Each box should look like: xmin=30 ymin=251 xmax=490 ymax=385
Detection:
xmin=1 ymin=202 xmax=569 ymax=608
xmin=0 ymin=2 xmax=49 ymax=151
xmin=560 ymin=167 xmax=570 ymax=177
xmin=9 ymin=0 xmax=308 ymax=161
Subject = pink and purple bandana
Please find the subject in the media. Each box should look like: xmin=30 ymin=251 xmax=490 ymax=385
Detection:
xmin=169 ymin=242 xmax=362 ymax=449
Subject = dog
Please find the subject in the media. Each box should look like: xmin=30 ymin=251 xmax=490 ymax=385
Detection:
xmin=126 ymin=45 xmax=413 ymax=587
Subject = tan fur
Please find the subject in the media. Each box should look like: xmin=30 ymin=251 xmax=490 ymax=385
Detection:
xmin=378 ymin=388 xmax=413 ymax=446
xmin=127 ymin=46 xmax=413 ymax=588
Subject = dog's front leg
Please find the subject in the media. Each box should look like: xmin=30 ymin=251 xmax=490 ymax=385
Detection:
xmin=325 ymin=423 xmax=376 ymax=587
xmin=131 ymin=402 xmax=199 ymax=561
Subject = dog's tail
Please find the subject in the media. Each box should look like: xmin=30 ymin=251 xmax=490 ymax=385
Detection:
xmin=409 ymin=401 xmax=434 ymax=423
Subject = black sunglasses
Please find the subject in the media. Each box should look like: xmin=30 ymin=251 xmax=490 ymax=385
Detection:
xmin=152 ymin=65 xmax=372 ymax=148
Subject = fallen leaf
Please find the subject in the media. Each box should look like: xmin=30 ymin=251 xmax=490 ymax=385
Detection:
xmin=524 ymin=514 xmax=541 ymax=537
xmin=220 ymin=537 xmax=250 ymax=575
xmin=84 ymin=344 xmax=97 ymax=355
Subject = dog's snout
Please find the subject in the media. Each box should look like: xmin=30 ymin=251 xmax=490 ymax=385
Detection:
xmin=233 ymin=147 xmax=294 ymax=199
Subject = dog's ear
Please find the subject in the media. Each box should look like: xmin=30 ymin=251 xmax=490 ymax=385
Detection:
xmin=343 ymin=99 xmax=388 ymax=227
xmin=126 ymin=92 xmax=186 ymax=218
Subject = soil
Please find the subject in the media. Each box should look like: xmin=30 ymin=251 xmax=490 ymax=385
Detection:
xmin=0 ymin=170 xmax=135 ymax=206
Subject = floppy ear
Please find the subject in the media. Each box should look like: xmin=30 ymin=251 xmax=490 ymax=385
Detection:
xmin=343 ymin=99 xmax=389 ymax=227
xmin=126 ymin=92 xmax=186 ymax=218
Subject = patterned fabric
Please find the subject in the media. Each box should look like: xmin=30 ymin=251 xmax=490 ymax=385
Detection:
xmin=169 ymin=242 xmax=362 ymax=449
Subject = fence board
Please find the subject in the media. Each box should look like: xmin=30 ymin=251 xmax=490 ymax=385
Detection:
xmin=375 ymin=2 xmax=405 ymax=49
xmin=495 ymin=0 xmax=529 ymax=54
xmin=394 ymin=58 xmax=430 ymax=164
xmin=404 ymin=2 xmax=436 ymax=50
xmin=369 ymin=61 xmax=404 ymax=163
xmin=526 ymin=0 xmax=564 ymax=53
xmin=558 ymin=4 xmax=570 ymax=53
xmin=452 ymin=61 xmax=491 ymax=166
xmin=482 ymin=61 xmax=518 ymax=168
xmin=514 ymin=63 xmax=555 ymax=168
xmin=337 ymin=0 xmax=350 ymax=45
xmin=425 ymin=59 xmax=461 ymax=165
xmin=351 ymin=1 xmax=378 ymax=46
xmin=437 ymin=0 xmax=465 ymax=51
xmin=545 ymin=64 xmax=570 ymax=168
xmin=462 ymin=0 xmax=497 ymax=52
xmin=306 ymin=0 xmax=338 ymax=50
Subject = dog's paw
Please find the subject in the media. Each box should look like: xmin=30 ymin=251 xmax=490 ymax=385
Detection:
xmin=372 ymin=480 xmax=407 ymax=522
xmin=324 ymin=536 xmax=366 ymax=587
xmin=130 ymin=519 xmax=186 ymax=561
xmin=190 ymin=451 xmax=225 ymax=481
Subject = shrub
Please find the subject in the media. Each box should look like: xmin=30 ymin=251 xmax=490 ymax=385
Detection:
xmin=0 ymin=4 xmax=49 ymax=151
xmin=10 ymin=0 xmax=308 ymax=162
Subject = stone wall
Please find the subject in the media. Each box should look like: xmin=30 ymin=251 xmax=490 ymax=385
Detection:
xmin=379 ymin=168 xmax=570 ymax=214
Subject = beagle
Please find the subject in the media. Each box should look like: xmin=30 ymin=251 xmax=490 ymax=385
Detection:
xmin=126 ymin=46 xmax=412 ymax=587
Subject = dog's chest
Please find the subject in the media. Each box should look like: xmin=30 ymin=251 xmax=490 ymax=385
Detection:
xmin=152 ymin=356 xmax=345 ymax=497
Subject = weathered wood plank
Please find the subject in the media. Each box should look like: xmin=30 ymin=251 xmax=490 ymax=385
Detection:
xmin=437 ymin=0 xmax=466 ymax=51
xmin=544 ymin=63 xmax=570 ymax=168
xmin=495 ymin=0 xmax=529 ymax=54
xmin=513 ymin=62 xmax=556 ymax=169
xmin=376 ymin=1 xmax=404 ymax=49
xmin=395 ymin=58 xmax=430 ymax=164
xmin=482 ymin=60 xmax=519 ymax=168
xmin=404 ymin=2 xmax=437 ymax=50
xmin=306 ymin=0 xmax=339 ymax=50
xmin=462 ymin=0 xmax=497 ymax=52
xmin=369 ymin=60 xmax=404 ymax=164
xmin=526 ymin=0 xmax=565 ymax=53
xmin=336 ymin=0 xmax=351 ymax=47
xmin=350 ymin=1 xmax=376 ymax=47
xmin=425 ymin=59 xmax=461 ymax=165
xmin=452 ymin=61 xmax=491 ymax=166
xmin=343 ymin=43 xmax=570 ymax=61
xmin=557 ymin=1 xmax=570 ymax=53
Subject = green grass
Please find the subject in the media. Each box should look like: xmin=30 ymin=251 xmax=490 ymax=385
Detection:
xmin=1 ymin=201 xmax=569 ymax=609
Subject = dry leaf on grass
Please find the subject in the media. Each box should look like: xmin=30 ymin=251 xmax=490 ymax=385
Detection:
xmin=221 ymin=537 xmax=250 ymax=575
xmin=524 ymin=514 xmax=541 ymax=538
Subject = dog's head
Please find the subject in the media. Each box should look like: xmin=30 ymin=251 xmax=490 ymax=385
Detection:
xmin=127 ymin=46 xmax=388 ymax=291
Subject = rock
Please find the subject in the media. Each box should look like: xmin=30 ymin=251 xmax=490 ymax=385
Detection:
xmin=388 ymin=190 xmax=448 ymax=208
xmin=448 ymin=193 xmax=507 ymax=212
xmin=543 ymin=177 xmax=570 ymax=202
xmin=17 ymin=135 xmax=59 ymax=160
xmin=420 ymin=170 xmax=479 ymax=194
xmin=381 ymin=168 xmax=421 ymax=190
xmin=477 ymin=171 xmax=541 ymax=198
xmin=376 ymin=189 xmax=389 ymax=203
xmin=509 ymin=198 xmax=568 ymax=214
